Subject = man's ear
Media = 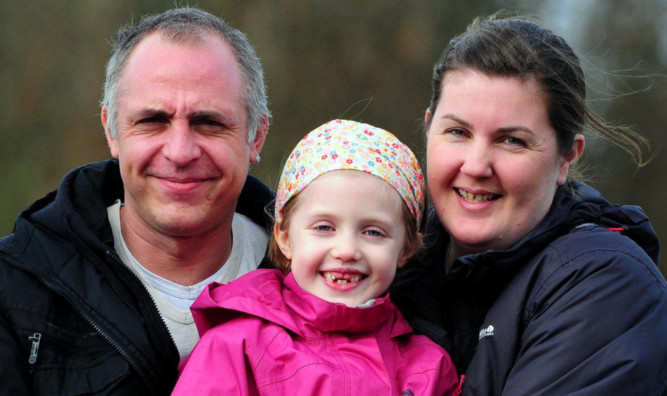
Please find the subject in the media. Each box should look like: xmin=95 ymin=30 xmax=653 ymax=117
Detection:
xmin=274 ymin=221 xmax=292 ymax=260
xmin=249 ymin=115 xmax=269 ymax=164
xmin=101 ymin=107 xmax=119 ymax=158
xmin=557 ymin=134 xmax=585 ymax=185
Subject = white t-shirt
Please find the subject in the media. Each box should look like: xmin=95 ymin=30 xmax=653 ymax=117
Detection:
xmin=107 ymin=200 xmax=268 ymax=360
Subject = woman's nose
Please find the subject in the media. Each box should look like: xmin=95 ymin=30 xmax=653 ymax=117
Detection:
xmin=460 ymin=143 xmax=493 ymax=178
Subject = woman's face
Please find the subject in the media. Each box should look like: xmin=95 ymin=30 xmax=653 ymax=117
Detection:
xmin=426 ymin=69 xmax=582 ymax=260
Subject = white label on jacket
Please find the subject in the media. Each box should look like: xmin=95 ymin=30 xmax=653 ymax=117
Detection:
xmin=479 ymin=325 xmax=495 ymax=340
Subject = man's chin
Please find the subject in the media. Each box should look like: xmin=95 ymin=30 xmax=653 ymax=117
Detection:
xmin=152 ymin=215 xmax=219 ymax=238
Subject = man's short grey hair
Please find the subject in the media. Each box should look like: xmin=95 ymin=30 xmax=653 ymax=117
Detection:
xmin=101 ymin=7 xmax=270 ymax=142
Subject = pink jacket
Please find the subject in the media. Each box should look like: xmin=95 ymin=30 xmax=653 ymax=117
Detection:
xmin=173 ymin=269 xmax=458 ymax=395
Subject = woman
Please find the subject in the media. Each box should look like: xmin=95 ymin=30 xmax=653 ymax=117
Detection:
xmin=391 ymin=14 xmax=667 ymax=395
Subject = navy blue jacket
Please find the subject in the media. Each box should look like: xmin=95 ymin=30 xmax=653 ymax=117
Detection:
xmin=392 ymin=182 xmax=666 ymax=395
xmin=0 ymin=159 xmax=274 ymax=395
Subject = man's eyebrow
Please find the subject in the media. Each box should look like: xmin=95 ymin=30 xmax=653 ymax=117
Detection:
xmin=190 ymin=111 xmax=238 ymax=125
xmin=132 ymin=108 xmax=171 ymax=120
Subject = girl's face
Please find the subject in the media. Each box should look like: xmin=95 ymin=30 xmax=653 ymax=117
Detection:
xmin=426 ymin=68 xmax=583 ymax=260
xmin=275 ymin=171 xmax=408 ymax=307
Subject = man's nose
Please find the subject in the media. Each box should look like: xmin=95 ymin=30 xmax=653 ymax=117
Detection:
xmin=162 ymin=123 xmax=202 ymax=166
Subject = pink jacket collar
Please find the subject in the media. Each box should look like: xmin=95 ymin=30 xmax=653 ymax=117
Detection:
xmin=190 ymin=269 xmax=413 ymax=338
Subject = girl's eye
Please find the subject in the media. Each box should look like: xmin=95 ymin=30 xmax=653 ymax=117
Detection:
xmin=363 ymin=229 xmax=385 ymax=237
xmin=315 ymin=224 xmax=333 ymax=232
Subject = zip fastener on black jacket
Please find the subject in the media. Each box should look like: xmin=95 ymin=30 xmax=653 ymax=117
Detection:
xmin=64 ymin=214 xmax=179 ymax=385
xmin=0 ymin=251 xmax=161 ymax=396
xmin=103 ymin=248 xmax=179 ymax=358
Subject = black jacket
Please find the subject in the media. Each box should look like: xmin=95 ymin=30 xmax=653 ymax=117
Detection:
xmin=0 ymin=159 xmax=274 ymax=395
xmin=392 ymin=182 xmax=667 ymax=395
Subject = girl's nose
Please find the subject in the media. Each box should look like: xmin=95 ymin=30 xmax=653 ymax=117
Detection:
xmin=331 ymin=234 xmax=362 ymax=263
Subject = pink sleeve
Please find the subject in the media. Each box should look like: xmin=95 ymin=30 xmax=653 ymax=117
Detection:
xmin=172 ymin=322 xmax=260 ymax=396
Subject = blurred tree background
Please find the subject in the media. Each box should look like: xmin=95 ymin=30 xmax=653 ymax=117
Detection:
xmin=1 ymin=0 xmax=665 ymax=276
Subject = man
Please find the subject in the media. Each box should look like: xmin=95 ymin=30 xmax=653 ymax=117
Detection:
xmin=0 ymin=7 xmax=273 ymax=395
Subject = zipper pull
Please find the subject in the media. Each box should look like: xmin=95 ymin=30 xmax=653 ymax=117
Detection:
xmin=28 ymin=332 xmax=41 ymax=364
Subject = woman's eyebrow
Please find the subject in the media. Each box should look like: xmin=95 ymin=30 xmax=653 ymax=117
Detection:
xmin=440 ymin=113 xmax=471 ymax=128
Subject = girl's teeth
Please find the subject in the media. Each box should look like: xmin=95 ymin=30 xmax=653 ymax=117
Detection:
xmin=324 ymin=273 xmax=361 ymax=283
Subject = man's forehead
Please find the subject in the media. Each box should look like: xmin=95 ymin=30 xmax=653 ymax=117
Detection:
xmin=124 ymin=31 xmax=230 ymax=67
xmin=116 ymin=32 xmax=244 ymax=100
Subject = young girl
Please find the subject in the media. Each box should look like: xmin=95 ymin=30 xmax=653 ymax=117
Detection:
xmin=173 ymin=119 xmax=458 ymax=395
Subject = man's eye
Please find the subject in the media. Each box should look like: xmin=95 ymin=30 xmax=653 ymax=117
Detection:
xmin=138 ymin=115 xmax=168 ymax=125
xmin=196 ymin=119 xmax=223 ymax=127
xmin=139 ymin=117 xmax=159 ymax=124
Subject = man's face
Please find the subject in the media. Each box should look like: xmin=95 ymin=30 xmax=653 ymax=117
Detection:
xmin=102 ymin=32 xmax=266 ymax=239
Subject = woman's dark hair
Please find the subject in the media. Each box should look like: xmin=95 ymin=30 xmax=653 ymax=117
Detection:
xmin=427 ymin=13 xmax=649 ymax=177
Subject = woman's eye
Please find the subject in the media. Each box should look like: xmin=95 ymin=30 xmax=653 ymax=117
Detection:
xmin=504 ymin=136 xmax=527 ymax=147
xmin=447 ymin=128 xmax=467 ymax=137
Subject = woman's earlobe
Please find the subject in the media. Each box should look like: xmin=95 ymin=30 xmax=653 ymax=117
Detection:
xmin=557 ymin=134 xmax=585 ymax=185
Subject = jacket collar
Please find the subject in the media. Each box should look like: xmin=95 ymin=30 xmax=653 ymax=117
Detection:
xmin=423 ymin=181 xmax=659 ymax=284
xmin=192 ymin=269 xmax=414 ymax=338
